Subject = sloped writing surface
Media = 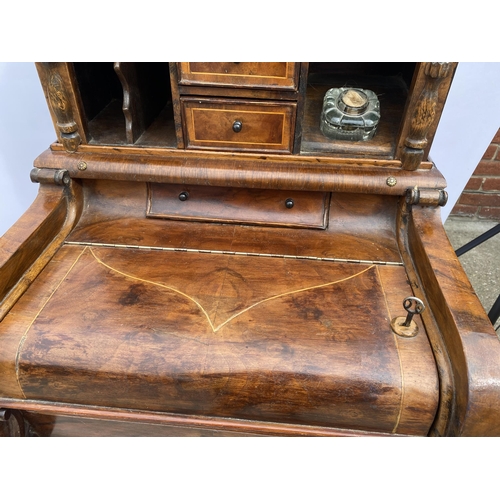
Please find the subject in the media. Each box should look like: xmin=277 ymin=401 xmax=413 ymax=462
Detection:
xmin=0 ymin=244 xmax=438 ymax=434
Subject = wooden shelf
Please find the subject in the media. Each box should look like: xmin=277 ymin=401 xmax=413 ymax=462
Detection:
xmin=87 ymin=99 xmax=127 ymax=146
xmin=135 ymin=104 xmax=177 ymax=148
xmin=300 ymin=70 xmax=412 ymax=158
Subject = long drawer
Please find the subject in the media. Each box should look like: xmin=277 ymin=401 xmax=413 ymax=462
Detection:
xmin=181 ymin=97 xmax=296 ymax=153
xmin=147 ymin=184 xmax=330 ymax=229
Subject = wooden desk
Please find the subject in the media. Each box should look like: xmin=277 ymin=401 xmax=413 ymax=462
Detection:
xmin=1 ymin=62 xmax=499 ymax=437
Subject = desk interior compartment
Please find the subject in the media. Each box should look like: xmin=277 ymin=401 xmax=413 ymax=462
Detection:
xmin=299 ymin=62 xmax=417 ymax=158
xmin=73 ymin=62 xmax=175 ymax=147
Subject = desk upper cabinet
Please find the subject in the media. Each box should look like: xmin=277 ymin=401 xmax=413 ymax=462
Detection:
xmin=36 ymin=62 xmax=455 ymax=166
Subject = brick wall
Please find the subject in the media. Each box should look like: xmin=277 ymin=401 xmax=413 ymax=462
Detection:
xmin=450 ymin=128 xmax=500 ymax=220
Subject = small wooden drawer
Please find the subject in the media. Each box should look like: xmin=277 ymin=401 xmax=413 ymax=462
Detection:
xmin=147 ymin=184 xmax=330 ymax=229
xmin=181 ymin=98 xmax=296 ymax=153
xmin=177 ymin=63 xmax=299 ymax=90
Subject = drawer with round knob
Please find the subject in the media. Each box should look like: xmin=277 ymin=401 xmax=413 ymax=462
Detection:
xmin=181 ymin=98 xmax=296 ymax=153
xmin=147 ymin=183 xmax=330 ymax=229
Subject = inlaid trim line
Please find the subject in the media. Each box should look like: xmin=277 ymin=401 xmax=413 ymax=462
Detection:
xmin=64 ymin=241 xmax=403 ymax=267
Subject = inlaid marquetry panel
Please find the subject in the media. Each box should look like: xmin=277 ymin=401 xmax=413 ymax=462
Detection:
xmin=181 ymin=98 xmax=296 ymax=153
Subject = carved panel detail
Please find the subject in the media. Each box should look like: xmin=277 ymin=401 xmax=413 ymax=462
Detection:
xmin=41 ymin=63 xmax=82 ymax=153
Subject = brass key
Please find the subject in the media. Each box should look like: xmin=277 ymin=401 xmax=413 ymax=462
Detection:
xmin=402 ymin=297 xmax=425 ymax=327
xmin=391 ymin=296 xmax=425 ymax=338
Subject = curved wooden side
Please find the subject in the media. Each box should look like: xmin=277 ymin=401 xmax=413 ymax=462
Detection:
xmin=408 ymin=206 xmax=500 ymax=436
xmin=0 ymin=179 xmax=82 ymax=399
xmin=0 ymin=183 xmax=75 ymax=319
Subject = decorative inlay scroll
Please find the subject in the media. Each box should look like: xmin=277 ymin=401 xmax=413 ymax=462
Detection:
xmin=89 ymin=247 xmax=376 ymax=333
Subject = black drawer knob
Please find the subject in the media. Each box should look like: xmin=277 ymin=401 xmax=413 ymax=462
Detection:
xmin=285 ymin=198 xmax=294 ymax=209
xmin=179 ymin=191 xmax=189 ymax=201
xmin=232 ymin=121 xmax=242 ymax=133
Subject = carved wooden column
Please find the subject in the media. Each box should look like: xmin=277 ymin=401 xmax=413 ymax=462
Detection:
xmin=36 ymin=63 xmax=86 ymax=153
xmin=401 ymin=63 xmax=453 ymax=171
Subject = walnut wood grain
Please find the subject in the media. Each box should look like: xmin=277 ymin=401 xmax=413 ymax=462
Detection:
xmin=66 ymin=180 xmax=403 ymax=264
xmin=407 ymin=206 xmax=500 ymax=436
xmin=147 ymin=184 xmax=330 ymax=229
xmin=0 ymin=185 xmax=65 ymax=302
xmin=35 ymin=63 xmax=87 ymax=151
xmin=0 ymin=245 xmax=86 ymax=400
xmin=399 ymin=63 xmax=457 ymax=169
xmin=4 ymin=62 xmax=498 ymax=438
xmin=395 ymin=197 xmax=455 ymax=436
xmin=376 ymin=265 xmax=440 ymax=434
xmin=33 ymin=149 xmax=444 ymax=195
xmin=0 ymin=401 xmax=404 ymax=436
xmin=177 ymin=85 xmax=301 ymax=101
xmin=181 ymin=98 xmax=296 ymax=153
xmin=23 ymin=412 xmax=259 ymax=437
xmin=0 ymin=179 xmax=82 ymax=321
xmin=34 ymin=63 xmax=454 ymax=166
xmin=177 ymin=63 xmax=299 ymax=90
xmin=0 ymin=242 xmax=438 ymax=434
xmin=0 ymin=180 xmax=82 ymax=400
xmin=47 ymin=142 xmax=409 ymax=167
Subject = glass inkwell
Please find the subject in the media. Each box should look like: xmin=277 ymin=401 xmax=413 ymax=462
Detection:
xmin=320 ymin=87 xmax=380 ymax=141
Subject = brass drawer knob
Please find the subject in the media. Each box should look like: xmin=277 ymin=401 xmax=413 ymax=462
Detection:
xmin=232 ymin=120 xmax=242 ymax=133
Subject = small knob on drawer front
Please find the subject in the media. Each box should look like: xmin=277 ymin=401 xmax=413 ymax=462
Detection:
xmin=285 ymin=198 xmax=294 ymax=209
xmin=232 ymin=121 xmax=242 ymax=133
xmin=179 ymin=191 xmax=189 ymax=201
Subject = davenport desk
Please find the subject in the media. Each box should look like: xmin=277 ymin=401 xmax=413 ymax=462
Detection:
xmin=1 ymin=62 xmax=499 ymax=437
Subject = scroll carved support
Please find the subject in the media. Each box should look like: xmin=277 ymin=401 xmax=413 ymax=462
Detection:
xmin=402 ymin=63 xmax=453 ymax=171
xmin=0 ymin=409 xmax=26 ymax=437
xmin=39 ymin=63 xmax=82 ymax=153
